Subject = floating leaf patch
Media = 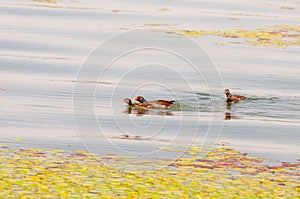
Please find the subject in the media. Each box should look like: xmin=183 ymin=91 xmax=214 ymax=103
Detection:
xmin=178 ymin=25 xmax=300 ymax=48
xmin=0 ymin=145 xmax=298 ymax=198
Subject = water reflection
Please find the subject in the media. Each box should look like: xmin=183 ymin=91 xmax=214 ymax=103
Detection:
xmin=225 ymin=104 xmax=232 ymax=120
xmin=123 ymin=106 xmax=173 ymax=116
xmin=225 ymin=103 xmax=243 ymax=120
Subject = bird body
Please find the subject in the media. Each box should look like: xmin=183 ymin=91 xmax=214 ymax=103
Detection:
xmin=134 ymin=96 xmax=175 ymax=109
xmin=123 ymin=98 xmax=174 ymax=115
xmin=224 ymin=89 xmax=246 ymax=104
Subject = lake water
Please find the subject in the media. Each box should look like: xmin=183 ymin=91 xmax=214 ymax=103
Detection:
xmin=0 ymin=0 xmax=299 ymax=162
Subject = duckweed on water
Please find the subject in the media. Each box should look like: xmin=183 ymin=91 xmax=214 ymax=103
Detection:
xmin=0 ymin=144 xmax=299 ymax=198
xmin=34 ymin=0 xmax=62 ymax=3
xmin=179 ymin=25 xmax=300 ymax=48
xmin=144 ymin=24 xmax=300 ymax=48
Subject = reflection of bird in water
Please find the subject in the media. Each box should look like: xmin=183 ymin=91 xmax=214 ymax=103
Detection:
xmin=225 ymin=110 xmax=232 ymax=120
xmin=224 ymin=89 xmax=246 ymax=104
xmin=134 ymin=96 xmax=175 ymax=109
xmin=224 ymin=108 xmax=242 ymax=120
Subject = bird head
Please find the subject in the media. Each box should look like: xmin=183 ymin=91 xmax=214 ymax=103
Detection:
xmin=134 ymin=96 xmax=146 ymax=103
xmin=224 ymin=88 xmax=230 ymax=95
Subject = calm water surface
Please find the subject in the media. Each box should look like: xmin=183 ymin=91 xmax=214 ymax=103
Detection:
xmin=0 ymin=0 xmax=299 ymax=161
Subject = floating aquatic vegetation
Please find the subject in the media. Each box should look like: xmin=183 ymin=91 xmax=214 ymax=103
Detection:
xmin=34 ymin=0 xmax=63 ymax=3
xmin=0 ymin=144 xmax=298 ymax=198
xmin=146 ymin=24 xmax=300 ymax=48
xmin=14 ymin=138 xmax=24 ymax=142
xmin=157 ymin=8 xmax=171 ymax=12
xmin=281 ymin=6 xmax=295 ymax=10
xmin=178 ymin=25 xmax=300 ymax=48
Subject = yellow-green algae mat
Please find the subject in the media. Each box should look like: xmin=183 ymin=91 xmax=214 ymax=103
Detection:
xmin=0 ymin=144 xmax=299 ymax=198
xmin=178 ymin=25 xmax=300 ymax=48
xmin=144 ymin=24 xmax=300 ymax=48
